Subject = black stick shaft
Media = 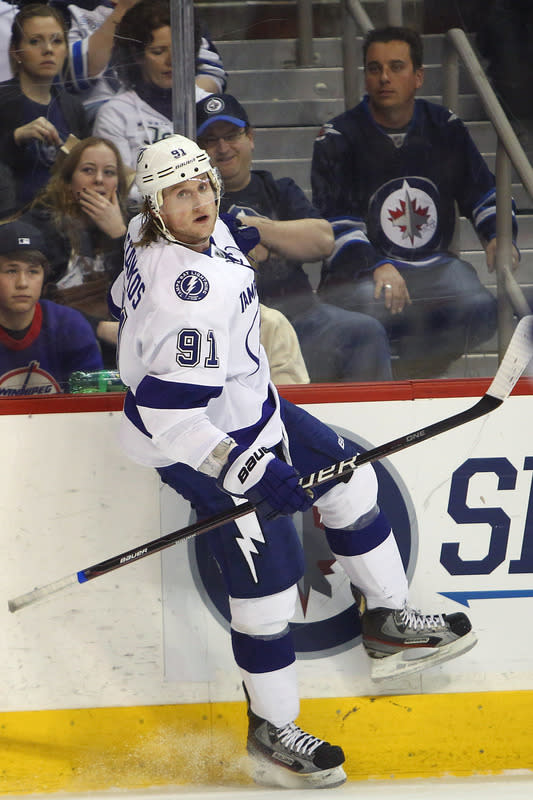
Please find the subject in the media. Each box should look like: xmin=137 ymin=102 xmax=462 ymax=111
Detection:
xmin=79 ymin=393 xmax=502 ymax=582
xmin=9 ymin=315 xmax=532 ymax=612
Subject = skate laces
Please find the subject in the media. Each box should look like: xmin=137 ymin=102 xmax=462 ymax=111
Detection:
xmin=276 ymin=722 xmax=324 ymax=756
xmin=400 ymin=605 xmax=445 ymax=630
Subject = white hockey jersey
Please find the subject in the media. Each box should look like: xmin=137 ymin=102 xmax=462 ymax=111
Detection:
xmin=65 ymin=3 xmax=225 ymax=119
xmin=110 ymin=215 xmax=282 ymax=469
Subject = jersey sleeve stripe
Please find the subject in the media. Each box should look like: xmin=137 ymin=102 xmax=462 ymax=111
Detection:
xmin=68 ymin=39 xmax=92 ymax=92
xmin=124 ymin=391 xmax=152 ymax=438
xmin=136 ymin=374 xmax=222 ymax=410
xmin=228 ymin=388 xmax=278 ymax=448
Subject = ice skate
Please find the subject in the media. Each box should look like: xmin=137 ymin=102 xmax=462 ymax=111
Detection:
xmin=352 ymin=586 xmax=477 ymax=682
xmin=246 ymin=699 xmax=346 ymax=789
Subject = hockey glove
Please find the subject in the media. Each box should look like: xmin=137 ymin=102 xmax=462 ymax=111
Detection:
xmin=218 ymin=445 xmax=314 ymax=520
xmin=219 ymin=212 xmax=260 ymax=255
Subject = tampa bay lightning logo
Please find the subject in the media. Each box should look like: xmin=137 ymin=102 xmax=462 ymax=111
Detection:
xmin=174 ymin=270 xmax=209 ymax=301
xmin=369 ymin=176 xmax=440 ymax=258
xmin=189 ymin=425 xmax=418 ymax=657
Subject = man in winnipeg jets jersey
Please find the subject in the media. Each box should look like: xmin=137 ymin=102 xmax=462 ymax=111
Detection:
xmin=311 ymin=26 xmax=519 ymax=379
xmin=110 ymin=135 xmax=476 ymax=789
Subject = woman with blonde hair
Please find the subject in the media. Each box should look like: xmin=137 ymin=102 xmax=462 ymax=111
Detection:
xmin=20 ymin=135 xmax=130 ymax=364
xmin=0 ymin=3 xmax=89 ymax=212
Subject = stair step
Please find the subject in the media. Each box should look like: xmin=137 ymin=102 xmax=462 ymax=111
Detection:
xmin=216 ymin=37 xmax=344 ymax=70
xmin=226 ymin=63 xmax=476 ymax=102
xmin=236 ymin=98 xmax=344 ymax=126
xmin=217 ymin=34 xmax=450 ymax=69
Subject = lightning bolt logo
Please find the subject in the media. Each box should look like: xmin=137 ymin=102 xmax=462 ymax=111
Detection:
xmin=234 ymin=512 xmax=266 ymax=583
xmin=174 ymin=270 xmax=210 ymax=301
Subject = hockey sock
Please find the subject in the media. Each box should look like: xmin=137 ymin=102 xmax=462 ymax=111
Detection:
xmin=325 ymin=511 xmax=408 ymax=609
xmin=231 ymin=627 xmax=299 ymax=727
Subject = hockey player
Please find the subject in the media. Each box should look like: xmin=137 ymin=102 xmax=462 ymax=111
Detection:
xmin=311 ymin=26 xmax=519 ymax=379
xmin=0 ymin=219 xmax=103 ymax=395
xmin=110 ymin=135 xmax=477 ymax=789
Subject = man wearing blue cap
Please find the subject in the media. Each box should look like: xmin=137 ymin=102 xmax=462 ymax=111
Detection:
xmin=196 ymin=93 xmax=393 ymax=384
xmin=0 ymin=219 xmax=103 ymax=395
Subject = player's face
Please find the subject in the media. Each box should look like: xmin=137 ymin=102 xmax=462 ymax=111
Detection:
xmin=159 ymin=175 xmax=217 ymax=250
xmin=364 ymin=40 xmax=423 ymax=126
xmin=70 ymin=144 xmax=120 ymax=202
xmin=13 ymin=16 xmax=67 ymax=82
xmin=0 ymin=256 xmax=44 ymax=327
xmin=198 ymin=122 xmax=253 ymax=192
xmin=141 ymin=26 xmax=173 ymax=90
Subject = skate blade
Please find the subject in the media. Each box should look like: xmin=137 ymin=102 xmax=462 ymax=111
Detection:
xmin=370 ymin=630 xmax=478 ymax=682
xmin=252 ymin=760 xmax=347 ymax=789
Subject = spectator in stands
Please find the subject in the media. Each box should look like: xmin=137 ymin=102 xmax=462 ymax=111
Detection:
xmin=53 ymin=0 xmax=226 ymax=122
xmin=92 ymin=0 xmax=222 ymax=205
xmin=0 ymin=218 xmax=103 ymax=396
xmin=259 ymin=303 xmax=310 ymax=385
xmin=18 ymin=135 xmax=130 ymax=367
xmin=0 ymin=0 xmax=17 ymax=82
xmin=196 ymin=93 xmax=392 ymax=383
xmin=0 ymin=4 xmax=90 ymax=213
xmin=311 ymin=26 xmax=520 ymax=379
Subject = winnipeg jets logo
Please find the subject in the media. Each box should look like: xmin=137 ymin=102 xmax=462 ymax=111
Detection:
xmin=380 ymin=179 xmax=437 ymax=250
xmin=174 ymin=270 xmax=209 ymax=301
xmin=0 ymin=361 xmax=61 ymax=396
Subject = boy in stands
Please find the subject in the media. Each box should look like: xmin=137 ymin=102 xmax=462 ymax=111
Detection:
xmin=0 ymin=220 xmax=103 ymax=396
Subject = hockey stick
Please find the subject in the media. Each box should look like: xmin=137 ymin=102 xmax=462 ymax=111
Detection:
xmin=8 ymin=315 xmax=533 ymax=614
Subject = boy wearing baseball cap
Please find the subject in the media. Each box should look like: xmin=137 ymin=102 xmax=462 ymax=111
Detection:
xmin=0 ymin=220 xmax=103 ymax=396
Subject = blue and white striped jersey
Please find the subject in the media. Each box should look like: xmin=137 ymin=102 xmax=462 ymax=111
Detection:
xmin=110 ymin=215 xmax=282 ymax=469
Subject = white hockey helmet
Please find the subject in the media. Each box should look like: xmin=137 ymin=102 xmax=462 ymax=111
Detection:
xmin=135 ymin=134 xmax=221 ymax=216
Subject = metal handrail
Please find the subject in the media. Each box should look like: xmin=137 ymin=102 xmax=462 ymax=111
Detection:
xmin=297 ymin=0 xmax=314 ymax=65
xmin=443 ymin=28 xmax=533 ymax=349
xmin=444 ymin=29 xmax=533 ymax=200
xmin=170 ymin=0 xmax=196 ymax=138
xmin=295 ymin=0 xmax=402 ymax=67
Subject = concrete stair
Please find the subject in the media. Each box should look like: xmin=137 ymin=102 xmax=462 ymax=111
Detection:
xmin=215 ymin=31 xmax=533 ymax=378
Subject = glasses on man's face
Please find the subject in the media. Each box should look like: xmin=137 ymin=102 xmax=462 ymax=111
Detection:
xmin=200 ymin=128 xmax=247 ymax=148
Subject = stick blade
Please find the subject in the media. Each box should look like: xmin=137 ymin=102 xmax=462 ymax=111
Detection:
xmin=486 ymin=315 xmax=533 ymax=401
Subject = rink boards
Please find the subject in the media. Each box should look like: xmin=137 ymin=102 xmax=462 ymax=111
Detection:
xmin=1 ymin=379 xmax=533 ymax=793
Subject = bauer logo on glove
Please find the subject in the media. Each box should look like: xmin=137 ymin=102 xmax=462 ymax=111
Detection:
xmin=218 ymin=443 xmax=315 ymax=520
xmin=237 ymin=446 xmax=270 ymax=484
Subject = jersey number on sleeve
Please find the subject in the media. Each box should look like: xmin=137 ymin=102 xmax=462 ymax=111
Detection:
xmin=176 ymin=328 xmax=219 ymax=368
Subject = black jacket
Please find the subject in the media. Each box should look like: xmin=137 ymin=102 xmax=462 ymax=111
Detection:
xmin=0 ymin=78 xmax=90 ymax=211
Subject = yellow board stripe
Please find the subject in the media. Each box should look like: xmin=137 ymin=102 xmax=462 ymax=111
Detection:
xmin=2 ymin=691 xmax=533 ymax=794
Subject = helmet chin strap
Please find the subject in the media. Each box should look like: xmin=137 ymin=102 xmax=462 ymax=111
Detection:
xmin=152 ymin=211 xmax=212 ymax=251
